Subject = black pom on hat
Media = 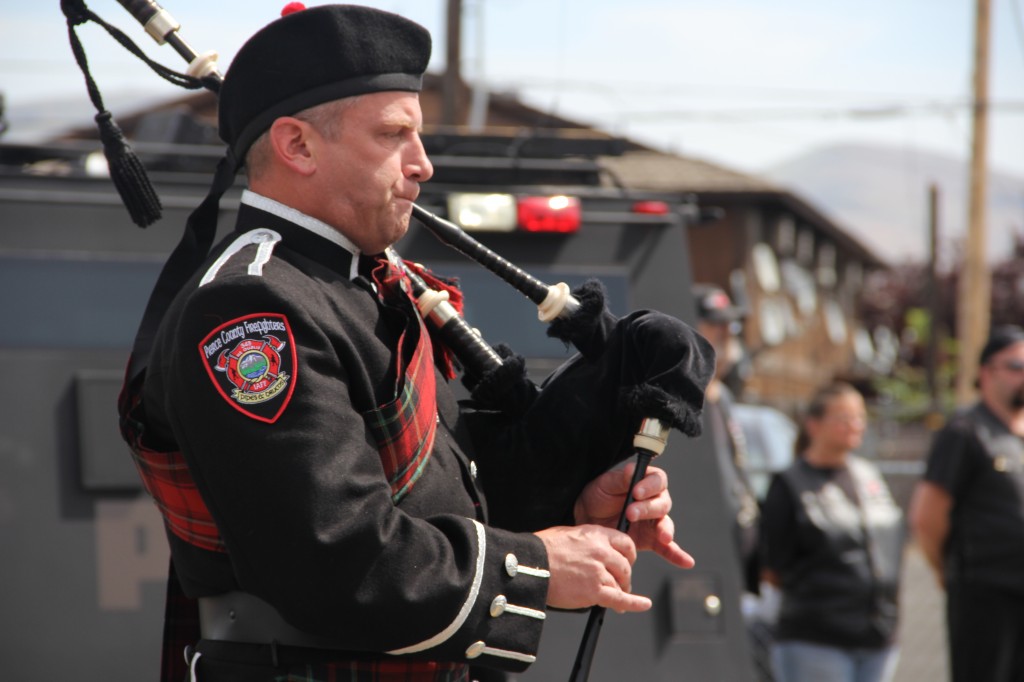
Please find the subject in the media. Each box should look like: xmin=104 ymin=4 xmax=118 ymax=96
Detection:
xmin=219 ymin=4 xmax=432 ymax=161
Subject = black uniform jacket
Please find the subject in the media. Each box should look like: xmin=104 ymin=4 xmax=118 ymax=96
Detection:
xmin=142 ymin=192 xmax=552 ymax=670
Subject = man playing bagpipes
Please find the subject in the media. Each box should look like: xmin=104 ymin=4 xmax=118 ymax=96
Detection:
xmin=106 ymin=4 xmax=715 ymax=680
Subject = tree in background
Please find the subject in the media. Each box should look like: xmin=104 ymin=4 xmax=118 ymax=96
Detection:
xmin=859 ymin=231 xmax=1024 ymax=417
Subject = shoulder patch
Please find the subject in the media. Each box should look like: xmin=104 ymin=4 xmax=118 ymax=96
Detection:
xmin=198 ymin=313 xmax=297 ymax=423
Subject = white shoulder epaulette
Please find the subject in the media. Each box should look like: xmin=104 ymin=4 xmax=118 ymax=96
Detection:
xmin=199 ymin=229 xmax=282 ymax=287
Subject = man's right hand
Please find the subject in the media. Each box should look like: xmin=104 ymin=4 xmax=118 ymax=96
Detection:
xmin=534 ymin=525 xmax=651 ymax=613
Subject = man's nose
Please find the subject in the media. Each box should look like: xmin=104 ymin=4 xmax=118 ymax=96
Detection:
xmin=406 ymin=134 xmax=433 ymax=182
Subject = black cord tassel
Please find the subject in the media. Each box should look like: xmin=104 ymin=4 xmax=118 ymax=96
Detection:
xmin=63 ymin=0 xmax=180 ymax=228
xmin=95 ymin=109 xmax=163 ymax=227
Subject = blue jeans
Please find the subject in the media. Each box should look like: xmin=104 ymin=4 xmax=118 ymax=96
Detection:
xmin=771 ymin=640 xmax=899 ymax=682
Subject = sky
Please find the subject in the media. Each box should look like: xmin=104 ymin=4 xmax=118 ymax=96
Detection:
xmin=3 ymin=1 xmax=1024 ymax=179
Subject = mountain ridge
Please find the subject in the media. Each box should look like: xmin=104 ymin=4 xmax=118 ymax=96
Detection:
xmin=763 ymin=143 xmax=1023 ymax=266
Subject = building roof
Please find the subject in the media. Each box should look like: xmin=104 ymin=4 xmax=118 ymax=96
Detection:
xmin=599 ymin=150 xmax=884 ymax=268
xmin=598 ymin=150 xmax=781 ymax=193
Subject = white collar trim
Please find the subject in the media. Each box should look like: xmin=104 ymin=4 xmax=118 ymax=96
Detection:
xmin=241 ymin=190 xmax=362 ymax=280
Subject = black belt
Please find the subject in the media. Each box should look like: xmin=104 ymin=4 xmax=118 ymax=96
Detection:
xmin=198 ymin=591 xmax=342 ymax=649
xmin=196 ymin=591 xmax=469 ymax=675
xmin=193 ymin=639 xmax=363 ymax=668
xmin=191 ymin=639 xmax=469 ymax=682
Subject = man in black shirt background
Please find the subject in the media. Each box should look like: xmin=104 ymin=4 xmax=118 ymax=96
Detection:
xmin=910 ymin=325 xmax=1024 ymax=682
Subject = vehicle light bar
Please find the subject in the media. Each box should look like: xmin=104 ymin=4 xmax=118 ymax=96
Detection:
xmin=631 ymin=200 xmax=670 ymax=215
xmin=447 ymin=193 xmax=518 ymax=232
xmin=517 ymin=195 xmax=581 ymax=233
xmin=446 ymin=193 xmax=583 ymax=233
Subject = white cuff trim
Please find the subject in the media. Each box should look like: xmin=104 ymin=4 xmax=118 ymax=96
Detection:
xmin=386 ymin=520 xmax=486 ymax=655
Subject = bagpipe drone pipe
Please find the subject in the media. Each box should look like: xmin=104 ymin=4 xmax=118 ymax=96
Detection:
xmin=64 ymin=2 xmax=716 ymax=679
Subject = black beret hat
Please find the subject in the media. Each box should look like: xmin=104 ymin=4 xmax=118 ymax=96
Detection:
xmin=980 ymin=325 xmax=1024 ymax=366
xmin=219 ymin=4 xmax=432 ymax=161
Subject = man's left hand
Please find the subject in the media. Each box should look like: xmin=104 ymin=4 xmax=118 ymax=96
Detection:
xmin=574 ymin=463 xmax=695 ymax=569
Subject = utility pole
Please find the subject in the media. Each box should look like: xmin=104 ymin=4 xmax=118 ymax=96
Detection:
xmin=956 ymin=0 xmax=992 ymax=405
xmin=441 ymin=0 xmax=463 ymax=126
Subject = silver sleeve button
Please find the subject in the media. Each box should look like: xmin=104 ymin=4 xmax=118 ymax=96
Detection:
xmin=504 ymin=553 xmax=550 ymax=579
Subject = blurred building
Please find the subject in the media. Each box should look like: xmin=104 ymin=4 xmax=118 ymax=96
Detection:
xmin=601 ymin=152 xmax=891 ymax=414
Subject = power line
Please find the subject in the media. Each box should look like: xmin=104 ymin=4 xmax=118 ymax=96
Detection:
xmin=491 ymin=75 xmax=998 ymax=104
xmin=607 ymin=100 xmax=1024 ymax=123
xmin=492 ymin=76 xmax=1024 ymax=123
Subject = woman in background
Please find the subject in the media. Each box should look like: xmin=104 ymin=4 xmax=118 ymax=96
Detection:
xmin=760 ymin=382 xmax=904 ymax=682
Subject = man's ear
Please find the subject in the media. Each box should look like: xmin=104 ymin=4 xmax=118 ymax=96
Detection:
xmin=268 ymin=117 xmax=317 ymax=176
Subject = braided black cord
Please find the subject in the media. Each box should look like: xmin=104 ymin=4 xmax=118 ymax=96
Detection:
xmin=90 ymin=12 xmax=205 ymax=89
xmin=62 ymin=0 xmax=164 ymax=227
xmin=63 ymin=0 xmax=204 ymax=91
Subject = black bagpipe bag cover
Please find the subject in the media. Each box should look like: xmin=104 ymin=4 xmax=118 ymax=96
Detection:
xmin=461 ymin=280 xmax=715 ymax=532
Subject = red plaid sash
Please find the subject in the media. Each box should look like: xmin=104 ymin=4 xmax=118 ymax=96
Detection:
xmin=402 ymin=260 xmax=464 ymax=381
xmin=364 ymin=257 xmax=438 ymax=502
xmin=118 ymin=372 xmax=226 ymax=553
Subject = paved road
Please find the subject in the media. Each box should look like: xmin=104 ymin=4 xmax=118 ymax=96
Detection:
xmin=876 ymin=422 xmax=949 ymax=682
xmin=892 ymin=543 xmax=948 ymax=682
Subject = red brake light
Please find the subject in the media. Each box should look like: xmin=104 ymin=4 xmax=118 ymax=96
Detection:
xmin=517 ymin=195 xmax=581 ymax=233
xmin=631 ymin=200 xmax=670 ymax=215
